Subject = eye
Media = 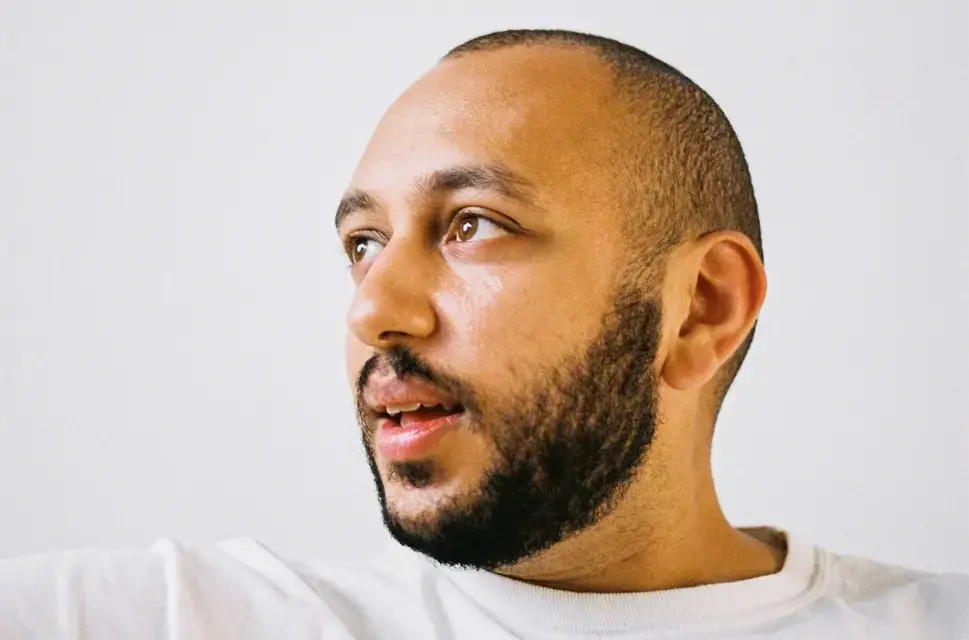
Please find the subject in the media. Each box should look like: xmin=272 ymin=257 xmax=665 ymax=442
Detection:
xmin=347 ymin=236 xmax=384 ymax=264
xmin=450 ymin=214 xmax=508 ymax=244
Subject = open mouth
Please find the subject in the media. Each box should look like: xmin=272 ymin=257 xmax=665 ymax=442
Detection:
xmin=373 ymin=401 xmax=467 ymax=461
xmin=381 ymin=402 xmax=466 ymax=428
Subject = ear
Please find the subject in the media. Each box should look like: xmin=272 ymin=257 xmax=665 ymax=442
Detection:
xmin=661 ymin=231 xmax=766 ymax=391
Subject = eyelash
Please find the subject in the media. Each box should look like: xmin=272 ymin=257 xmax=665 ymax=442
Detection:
xmin=343 ymin=210 xmax=509 ymax=265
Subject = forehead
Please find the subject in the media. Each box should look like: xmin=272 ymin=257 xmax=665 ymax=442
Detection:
xmin=348 ymin=47 xmax=625 ymax=213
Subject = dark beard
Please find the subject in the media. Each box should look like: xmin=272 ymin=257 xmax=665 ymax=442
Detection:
xmin=356 ymin=282 xmax=663 ymax=571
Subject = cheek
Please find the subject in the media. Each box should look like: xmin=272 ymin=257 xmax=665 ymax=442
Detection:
xmin=456 ymin=271 xmax=508 ymax=341
xmin=443 ymin=266 xmax=610 ymax=381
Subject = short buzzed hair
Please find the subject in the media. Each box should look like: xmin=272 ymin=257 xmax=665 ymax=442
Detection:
xmin=445 ymin=29 xmax=763 ymax=408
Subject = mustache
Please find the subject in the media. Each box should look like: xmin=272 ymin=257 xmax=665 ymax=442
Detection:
xmin=355 ymin=345 xmax=479 ymax=414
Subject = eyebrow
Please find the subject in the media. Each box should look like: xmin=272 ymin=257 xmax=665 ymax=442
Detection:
xmin=334 ymin=164 xmax=539 ymax=232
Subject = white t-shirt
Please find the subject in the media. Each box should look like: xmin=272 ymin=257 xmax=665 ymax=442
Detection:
xmin=0 ymin=529 xmax=966 ymax=639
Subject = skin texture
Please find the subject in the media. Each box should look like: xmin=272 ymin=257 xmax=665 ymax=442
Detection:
xmin=338 ymin=44 xmax=781 ymax=592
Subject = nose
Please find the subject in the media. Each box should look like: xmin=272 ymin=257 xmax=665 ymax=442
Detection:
xmin=347 ymin=239 xmax=437 ymax=350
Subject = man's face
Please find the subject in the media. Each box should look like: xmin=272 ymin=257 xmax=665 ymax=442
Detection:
xmin=338 ymin=48 xmax=665 ymax=569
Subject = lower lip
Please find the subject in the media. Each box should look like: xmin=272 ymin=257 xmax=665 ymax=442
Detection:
xmin=375 ymin=412 xmax=465 ymax=461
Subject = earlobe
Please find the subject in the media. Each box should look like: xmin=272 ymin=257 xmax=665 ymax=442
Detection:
xmin=662 ymin=327 xmax=719 ymax=390
xmin=660 ymin=232 xmax=766 ymax=391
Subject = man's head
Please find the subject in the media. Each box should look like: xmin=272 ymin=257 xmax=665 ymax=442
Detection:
xmin=337 ymin=30 xmax=766 ymax=572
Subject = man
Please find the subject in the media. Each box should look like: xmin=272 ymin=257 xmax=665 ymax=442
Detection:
xmin=1 ymin=29 xmax=966 ymax=639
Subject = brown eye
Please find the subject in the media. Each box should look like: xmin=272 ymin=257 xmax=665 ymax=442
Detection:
xmin=451 ymin=215 xmax=506 ymax=244
xmin=456 ymin=217 xmax=479 ymax=242
xmin=349 ymin=237 xmax=383 ymax=264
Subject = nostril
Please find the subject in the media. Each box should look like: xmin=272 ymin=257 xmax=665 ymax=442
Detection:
xmin=378 ymin=330 xmax=410 ymax=343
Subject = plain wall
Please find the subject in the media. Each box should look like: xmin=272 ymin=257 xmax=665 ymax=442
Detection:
xmin=2 ymin=1 xmax=967 ymax=573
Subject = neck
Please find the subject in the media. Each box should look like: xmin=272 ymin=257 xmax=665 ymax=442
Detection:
xmin=495 ymin=447 xmax=785 ymax=593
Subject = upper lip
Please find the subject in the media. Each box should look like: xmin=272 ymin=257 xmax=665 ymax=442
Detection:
xmin=363 ymin=365 xmax=460 ymax=415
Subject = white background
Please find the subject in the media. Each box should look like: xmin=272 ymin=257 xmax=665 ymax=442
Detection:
xmin=2 ymin=1 xmax=967 ymax=574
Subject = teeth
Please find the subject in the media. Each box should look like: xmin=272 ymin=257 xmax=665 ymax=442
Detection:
xmin=384 ymin=402 xmax=442 ymax=416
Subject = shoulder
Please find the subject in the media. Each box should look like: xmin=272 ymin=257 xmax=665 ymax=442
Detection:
xmin=0 ymin=539 xmax=325 ymax=639
xmin=823 ymin=550 xmax=969 ymax=636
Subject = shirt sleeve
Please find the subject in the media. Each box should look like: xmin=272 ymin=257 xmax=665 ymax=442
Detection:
xmin=0 ymin=540 xmax=324 ymax=639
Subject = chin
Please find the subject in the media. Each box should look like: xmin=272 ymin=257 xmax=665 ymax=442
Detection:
xmin=382 ymin=464 xmax=463 ymax=505
xmin=383 ymin=492 xmax=455 ymax=541
xmin=380 ymin=468 xmax=478 ymax=527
